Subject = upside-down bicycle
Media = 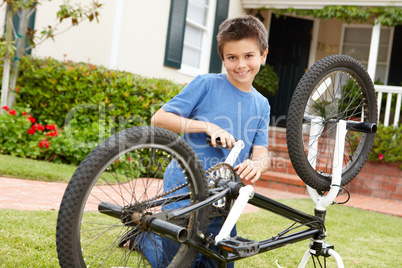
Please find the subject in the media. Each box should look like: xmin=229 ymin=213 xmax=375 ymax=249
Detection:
xmin=56 ymin=55 xmax=377 ymax=267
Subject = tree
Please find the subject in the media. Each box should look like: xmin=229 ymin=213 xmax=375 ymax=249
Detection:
xmin=0 ymin=0 xmax=102 ymax=113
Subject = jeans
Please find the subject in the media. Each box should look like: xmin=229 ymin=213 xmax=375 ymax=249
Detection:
xmin=138 ymin=216 xmax=236 ymax=268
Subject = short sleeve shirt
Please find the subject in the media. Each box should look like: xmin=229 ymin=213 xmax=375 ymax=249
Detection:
xmin=162 ymin=73 xmax=270 ymax=170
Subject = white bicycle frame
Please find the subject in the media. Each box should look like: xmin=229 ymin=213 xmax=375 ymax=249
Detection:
xmin=214 ymin=120 xmax=347 ymax=267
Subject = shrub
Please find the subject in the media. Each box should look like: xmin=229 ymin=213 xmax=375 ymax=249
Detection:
xmin=0 ymin=105 xmax=92 ymax=165
xmin=12 ymin=56 xmax=183 ymax=128
xmin=252 ymin=64 xmax=279 ymax=96
xmin=0 ymin=56 xmax=184 ymax=165
xmin=368 ymin=123 xmax=402 ymax=166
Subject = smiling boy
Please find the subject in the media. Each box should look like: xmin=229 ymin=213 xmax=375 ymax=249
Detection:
xmin=151 ymin=15 xmax=271 ymax=267
xmin=152 ymin=15 xmax=270 ymax=184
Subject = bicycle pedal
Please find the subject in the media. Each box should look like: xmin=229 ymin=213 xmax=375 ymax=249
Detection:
xmin=218 ymin=236 xmax=259 ymax=257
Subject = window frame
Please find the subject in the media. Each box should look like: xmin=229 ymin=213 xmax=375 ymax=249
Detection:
xmin=340 ymin=23 xmax=394 ymax=84
xmin=178 ymin=0 xmax=216 ymax=77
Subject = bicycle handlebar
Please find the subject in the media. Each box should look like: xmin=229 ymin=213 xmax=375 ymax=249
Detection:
xmin=303 ymin=115 xmax=377 ymax=134
xmin=206 ymin=137 xmax=239 ymax=148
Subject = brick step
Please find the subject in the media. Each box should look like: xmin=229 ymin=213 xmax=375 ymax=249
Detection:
xmin=269 ymin=143 xmax=288 ymax=155
xmin=244 ymin=171 xmax=308 ymax=196
xmin=269 ymin=142 xmax=349 ymax=164
xmin=269 ymin=145 xmax=290 ymax=159
xmin=269 ymin=158 xmax=296 ymax=175
xmin=272 ymin=156 xmax=338 ymax=175
xmin=269 ymin=131 xmax=287 ymax=145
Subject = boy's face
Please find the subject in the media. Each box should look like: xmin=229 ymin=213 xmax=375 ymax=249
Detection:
xmin=222 ymin=38 xmax=267 ymax=92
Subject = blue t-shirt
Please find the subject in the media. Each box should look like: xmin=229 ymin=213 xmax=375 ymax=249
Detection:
xmin=161 ymin=73 xmax=270 ymax=210
xmin=162 ymin=73 xmax=270 ymax=170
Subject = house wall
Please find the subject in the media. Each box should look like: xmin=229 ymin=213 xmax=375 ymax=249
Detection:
xmin=1 ymin=1 xmax=253 ymax=84
xmin=315 ymin=18 xmax=343 ymax=62
xmin=11 ymin=0 xmax=202 ymax=84
xmin=228 ymin=0 xmax=247 ymax=18
xmin=33 ymin=0 xmax=115 ymax=68
xmin=1 ymin=1 xmax=355 ymax=85
xmin=111 ymin=0 xmax=192 ymax=83
xmin=32 ymin=1 xmax=192 ymax=83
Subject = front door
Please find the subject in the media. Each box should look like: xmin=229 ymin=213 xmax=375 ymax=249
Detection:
xmin=266 ymin=15 xmax=313 ymax=127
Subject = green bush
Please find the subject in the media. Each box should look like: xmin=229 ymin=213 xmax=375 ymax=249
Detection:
xmin=368 ymin=123 xmax=402 ymax=165
xmin=0 ymin=56 xmax=184 ymax=164
xmin=252 ymin=64 xmax=279 ymax=96
xmin=13 ymin=57 xmax=183 ymax=128
xmin=0 ymin=105 xmax=93 ymax=165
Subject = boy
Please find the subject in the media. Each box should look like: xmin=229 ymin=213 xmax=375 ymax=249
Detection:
xmin=152 ymin=15 xmax=270 ymax=267
xmin=152 ymin=14 xmax=270 ymax=183
xmin=125 ymin=15 xmax=271 ymax=267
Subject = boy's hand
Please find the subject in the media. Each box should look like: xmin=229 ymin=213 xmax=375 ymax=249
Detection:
xmin=206 ymin=123 xmax=236 ymax=150
xmin=234 ymin=159 xmax=264 ymax=183
xmin=234 ymin=146 xmax=270 ymax=183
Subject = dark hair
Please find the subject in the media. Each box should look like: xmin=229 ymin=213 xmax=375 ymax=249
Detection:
xmin=217 ymin=15 xmax=268 ymax=60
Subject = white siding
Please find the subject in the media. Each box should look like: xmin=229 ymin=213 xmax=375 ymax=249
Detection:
xmin=33 ymin=0 xmax=115 ymax=67
xmin=30 ymin=0 xmax=198 ymax=83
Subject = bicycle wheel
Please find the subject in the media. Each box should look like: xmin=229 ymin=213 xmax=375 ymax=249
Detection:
xmin=287 ymin=55 xmax=377 ymax=192
xmin=56 ymin=126 xmax=209 ymax=268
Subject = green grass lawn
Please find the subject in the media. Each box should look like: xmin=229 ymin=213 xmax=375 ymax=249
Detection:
xmin=0 ymin=155 xmax=401 ymax=267
xmin=0 ymin=154 xmax=76 ymax=183
xmin=0 ymin=200 xmax=401 ymax=267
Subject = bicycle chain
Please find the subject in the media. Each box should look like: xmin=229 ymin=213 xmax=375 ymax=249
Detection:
xmin=127 ymin=163 xmax=237 ymax=211
xmin=206 ymin=162 xmax=239 ymax=182
xmin=127 ymin=181 xmax=189 ymax=210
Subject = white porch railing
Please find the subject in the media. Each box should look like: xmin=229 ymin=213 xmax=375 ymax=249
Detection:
xmin=375 ymin=85 xmax=402 ymax=127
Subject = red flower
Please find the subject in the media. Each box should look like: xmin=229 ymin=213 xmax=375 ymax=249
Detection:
xmin=46 ymin=124 xmax=57 ymax=131
xmin=45 ymin=130 xmax=58 ymax=137
xmin=22 ymin=111 xmax=27 ymax=115
xmin=2 ymin=106 xmax=9 ymax=111
xmin=379 ymin=154 xmax=384 ymax=160
xmin=27 ymin=128 xmax=36 ymax=135
xmin=9 ymin=109 xmax=16 ymax=116
xmin=33 ymin=123 xmax=45 ymax=131
xmin=28 ymin=117 xmax=36 ymax=123
xmin=39 ymin=139 xmax=50 ymax=149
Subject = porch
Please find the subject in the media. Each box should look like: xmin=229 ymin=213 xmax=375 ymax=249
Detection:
xmin=242 ymin=2 xmax=402 ymax=127
xmin=246 ymin=127 xmax=402 ymax=202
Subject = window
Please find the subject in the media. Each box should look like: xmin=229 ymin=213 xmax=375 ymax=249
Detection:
xmin=341 ymin=25 xmax=393 ymax=84
xmin=164 ymin=0 xmax=228 ymax=75
xmin=180 ymin=0 xmax=214 ymax=75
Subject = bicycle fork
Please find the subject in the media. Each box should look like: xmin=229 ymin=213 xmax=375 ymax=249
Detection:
xmin=298 ymin=119 xmax=348 ymax=268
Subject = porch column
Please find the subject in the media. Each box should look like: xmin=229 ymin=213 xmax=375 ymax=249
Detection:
xmin=109 ymin=0 xmax=124 ymax=69
xmin=367 ymin=21 xmax=381 ymax=80
xmin=367 ymin=21 xmax=381 ymax=122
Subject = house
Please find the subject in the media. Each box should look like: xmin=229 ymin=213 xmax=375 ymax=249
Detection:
xmin=1 ymin=0 xmax=401 ymax=126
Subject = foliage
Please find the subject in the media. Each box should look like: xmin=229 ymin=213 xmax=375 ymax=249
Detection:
xmin=252 ymin=64 xmax=279 ymax=96
xmin=0 ymin=105 xmax=85 ymax=164
xmin=368 ymin=123 xmax=402 ymax=165
xmin=0 ymin=56 xmax=183 ymax=165
xmin=10 ymin=56 xmax=182 ymax=127
xmin=0 ymin=37 xmax=16 ymax=58
xmin=273 ymin=6 xmax=402 ymax=27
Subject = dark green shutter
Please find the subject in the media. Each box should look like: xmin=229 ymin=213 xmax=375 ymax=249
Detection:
xmin=209 ymin=0 xmax=229 ymax=73
xmin=164 ymin=0 xmax=188 ymax=69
